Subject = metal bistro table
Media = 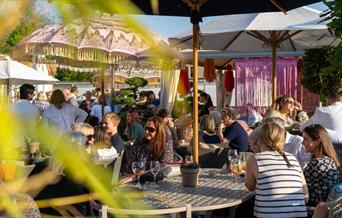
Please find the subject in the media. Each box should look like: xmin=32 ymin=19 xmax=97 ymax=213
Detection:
xmin=142 ymin=169 xmax=254 ymax=218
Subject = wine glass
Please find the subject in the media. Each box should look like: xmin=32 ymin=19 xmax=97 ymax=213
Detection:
xmin=132 ymin=161 xmax=145 ymax=189
xmin=229 ymin=158 xmax=242 ymax=183
xmin=239 ymin=153 xmax=247 ymax=174
xmin=227 ymin=149 xmax=238 ymax=175
xmin=150 ymin=161 xmax=160 ymax=188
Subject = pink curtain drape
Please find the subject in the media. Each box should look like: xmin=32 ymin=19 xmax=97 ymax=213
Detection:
xmin=234 ymin=58 xmax=298 ymax=108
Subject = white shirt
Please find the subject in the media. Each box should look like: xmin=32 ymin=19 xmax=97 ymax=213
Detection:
xmin=284 ymin=132 xmax=311 ymax=168
xmin=12 ymin=99 xmax=40 ymax=127
xmin=42 ymin=103 xmax=87 ymax=133
xmin=300 ymin=101 xmax=342 ymax=143
xmin=90 ymin=105 xmax=111 ymax=121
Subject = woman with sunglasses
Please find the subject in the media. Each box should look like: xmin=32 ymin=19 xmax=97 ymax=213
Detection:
xmin=302 ymin=124 xmax=341 ymax=207
xmin=266 ymin=94 xmax=304 ymax=129
xmin=126 ymin=116 xmax=173 ymax=174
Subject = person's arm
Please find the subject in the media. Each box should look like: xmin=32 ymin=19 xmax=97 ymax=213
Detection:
xmin=301 ymin=172 xmax=309 ymax=203
xmin=245 ymin=155 xmax=257 ymax=191
xmin=74 ymin=106 xmax=88 ymax=123
xmin=217 ymin=123 xmax=229 ymax=144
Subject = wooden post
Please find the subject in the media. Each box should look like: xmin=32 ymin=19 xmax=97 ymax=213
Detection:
xmin=101 ymin=68 xmax=105 ymax=121
xmin=192 ymin=23 xmax=199 ymax=163
xmin=271 ymin=32 xmax=278 ymax=102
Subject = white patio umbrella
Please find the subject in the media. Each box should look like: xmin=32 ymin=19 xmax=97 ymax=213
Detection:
xmin=169 ymin=6 xmax=340 ymax=100
xmin=0 ymin=58 xmax=58 ymax=86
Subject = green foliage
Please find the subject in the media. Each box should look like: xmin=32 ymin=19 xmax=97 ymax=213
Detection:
xmin=302 ymin=47 xmax=341 ymax=99
xmin=324 ymin=0 xmax=342 ymax=39
xmin=139 ymin=90 xmax=154 ymax=97
xmin=125 ymin=77 xmax=148 ymax=88
xmin=0 ymin=4 xmax=51 ymax=54
xmin=55 ymin=68 xmax=95 ymax=81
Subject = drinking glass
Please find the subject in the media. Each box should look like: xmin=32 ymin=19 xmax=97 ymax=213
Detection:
xmin=227 ymin=149 xmax=238 ymax=176
xmin=229 ymin=158 xmax=242 ymax=183
xmin=150 ymin=161 xmax=160 ymax=188
xmin=132 ymin=161 xmax=145 ymax=189
xmin=239 ymin=153 xmax=247 ymax=174
xmin=185 ymin=155 xmax=193 ymax=164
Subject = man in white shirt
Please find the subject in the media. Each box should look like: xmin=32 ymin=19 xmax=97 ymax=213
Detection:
xmin=12 ymin=83 xmax=40 ymax=128
xmin=249 ymin=117 xmax=311 ymax=168
xmin=300 ymin=88 xmax=342 ymax=144
xmin=11 ymin=84 xmax=40 ymax=148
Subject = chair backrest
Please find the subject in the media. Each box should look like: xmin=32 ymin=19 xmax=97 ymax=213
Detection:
xmin=111 ymin=150 xmax=124 ymax=185
xmin=101 ymin=205 xmax=191 ymax=218
xmin=329 ymin=196 xmax=342 ymax=218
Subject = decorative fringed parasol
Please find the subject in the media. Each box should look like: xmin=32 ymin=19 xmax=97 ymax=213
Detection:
xmin=203 ymin=59 xmax=216 ymax=82
xmin=224 ymin=64 xmax=234 ymax=92
xmin=177 ymin=68 xmax=190 ymax=95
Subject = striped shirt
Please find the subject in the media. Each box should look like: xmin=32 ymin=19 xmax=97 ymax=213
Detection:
xmin=254 ymin=151 xmax=307 ymax=218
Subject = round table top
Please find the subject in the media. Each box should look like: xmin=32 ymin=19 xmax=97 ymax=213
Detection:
xmin=142 ymin=169 xmax=254 ymax=212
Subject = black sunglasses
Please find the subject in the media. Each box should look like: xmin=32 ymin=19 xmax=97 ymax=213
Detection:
xmin=144 ymin=127 xmax=156 ymax=133
xmin=86 ymin=134 xmax=94 ymax=141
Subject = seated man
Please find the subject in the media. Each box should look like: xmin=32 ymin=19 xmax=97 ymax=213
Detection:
xmin=218 ymin=108 xmax=249 ymax=152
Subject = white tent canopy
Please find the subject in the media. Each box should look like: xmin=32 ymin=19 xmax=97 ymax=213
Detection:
xmin=0 ymin=57 xmax=58 ymax=85
xmin=170 ymin=6 xmax=339 ymax=100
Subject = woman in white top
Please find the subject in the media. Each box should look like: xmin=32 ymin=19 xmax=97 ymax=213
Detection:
xmin=245 ymin=122 xmax=309 ymax=218
xmin=42 ymin=89 xmax=87 ymax=133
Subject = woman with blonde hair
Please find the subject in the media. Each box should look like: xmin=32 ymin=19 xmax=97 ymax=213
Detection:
xmin=199 ymin=114 xmax=221 ymax=144
xmin=126 ymin=116 xmax=173 ymax=173
xmin=267 ymin=94 xmax=304 ymax=128
xmin=245 ymin=122 xmax=308 ymax=218
xmin=302 ymin=124 xmax=341 ymax=206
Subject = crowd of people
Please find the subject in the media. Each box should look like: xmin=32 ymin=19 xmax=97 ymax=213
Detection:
xmin=6 ymin=83 xmax=342 ymax=217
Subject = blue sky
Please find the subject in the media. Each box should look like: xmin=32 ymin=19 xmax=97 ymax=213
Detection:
xmin=39 ymin=1 xmax=328 ymax=38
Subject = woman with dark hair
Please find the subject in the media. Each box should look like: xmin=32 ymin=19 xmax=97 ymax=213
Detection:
xmin=126 ymin=116 xmax=173 ymax=173
xmin=303 ymin=124 xmax=341 ymax=206
xmin=124 ymin=109 xmax=144 ymax=141
xmin=245 ymin=122 xmax=308 ymax=218
xmin=199 ymin=92 xmax=214 ymax=117
xmin=42 ymin=89 xmax=87 ymax=133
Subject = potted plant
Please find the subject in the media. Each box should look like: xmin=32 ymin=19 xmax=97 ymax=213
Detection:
xmin=180 ymin=162 xmax=200 ymax=188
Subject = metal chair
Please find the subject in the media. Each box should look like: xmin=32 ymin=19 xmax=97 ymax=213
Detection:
xmin=111 ymin=150 xmax=124 ymax=185
xmin=101 ymin=204 xmax=192 ymax=218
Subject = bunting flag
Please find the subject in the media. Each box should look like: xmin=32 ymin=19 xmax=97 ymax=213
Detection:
xmin=203 ymin=59 xmax=216 ymax=82
xmin=224 ymin=64 xmax=234 ymax=92
xmin=177 ymin=68 xmax=190 ymax=95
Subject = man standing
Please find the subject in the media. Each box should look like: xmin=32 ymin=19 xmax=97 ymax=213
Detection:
xmin=63 ymin=86 xmax=78 ymax=107
xmin=12 ymin=83 xmax=40 ymax=127
xmin=218 ymin=108 xmax=249 ymax=152
xmin=300 ymin=87 xmax=342 ymax=144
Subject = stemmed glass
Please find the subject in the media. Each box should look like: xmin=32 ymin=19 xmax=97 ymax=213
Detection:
xmin=227 ymin=149 xmax=239 ymax=180
xmin=150 ymin=161 xmax=160 ymax=188
xmin=229 ymin=158 xmax=242 ymax=183
xmin=132 ymin=161 xmax=145 ymax=189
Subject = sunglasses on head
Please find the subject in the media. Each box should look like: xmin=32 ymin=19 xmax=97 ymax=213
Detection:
xmin=286 ymin=99 xmax=295 ymax=104
xmin=86 ymin=134 xmax=94 ymax=141
xmin=144 ymin=126 xmax=156 ymax=133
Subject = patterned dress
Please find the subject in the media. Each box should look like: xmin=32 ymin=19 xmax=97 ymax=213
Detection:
xmin=304 ymin=156 xmax=341 ymax=206
xmin=126 ymin=137 xmax=173 ymax=173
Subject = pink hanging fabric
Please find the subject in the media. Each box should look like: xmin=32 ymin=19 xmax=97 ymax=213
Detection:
xmin=234 ymin=58 xmax=298 ymax=108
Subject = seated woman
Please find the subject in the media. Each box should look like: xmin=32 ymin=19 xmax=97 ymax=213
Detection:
xmin=266 ymin=94 xmax=304 ymax=129
xmin=302 ymin=124 xmax=341 ymax=207
xmin=93 ymin=126 xmax=118 ymax=166
xmin=126 ymin=116 xmax=173 ymax=174
xmin=199 ymin=114 xmax=221 ymax=144
xmin=124 ymin=109 xmax=144 ymax=142
xmin=245 ymin=122 xmax=308 ymax=218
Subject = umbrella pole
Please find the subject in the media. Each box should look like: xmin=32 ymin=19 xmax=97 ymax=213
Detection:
xmin=272 ymin=45 xmax=277 ymax=102
xmin=101 ymin=68 xmax=105 ymax=122
xmin=192 ymin=23 xmax=199 ymax=163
